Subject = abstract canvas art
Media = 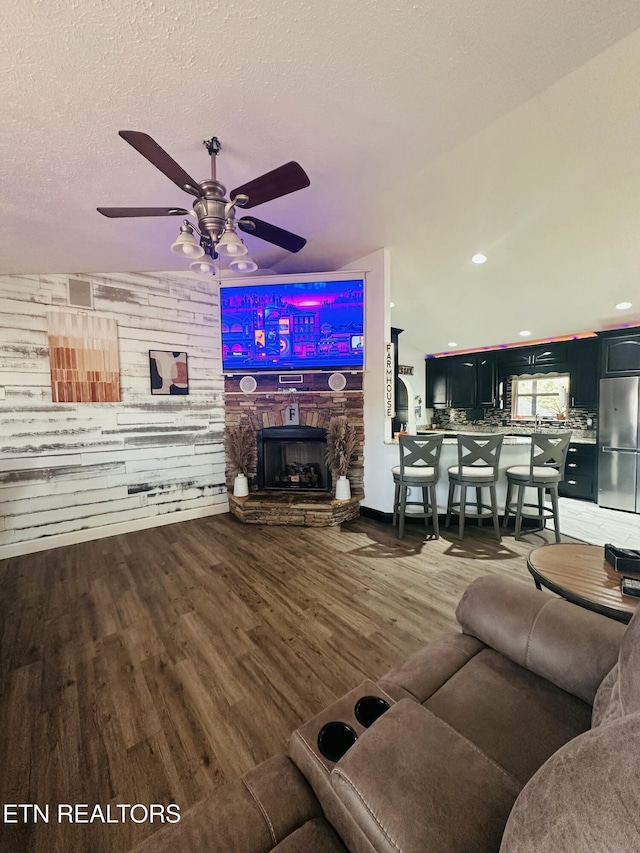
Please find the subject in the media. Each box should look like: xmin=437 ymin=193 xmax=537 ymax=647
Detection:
xmin=149 ymin=350 xmax=189 ymax=395
xmin=47 ymin=312 xmax=120 ymax=403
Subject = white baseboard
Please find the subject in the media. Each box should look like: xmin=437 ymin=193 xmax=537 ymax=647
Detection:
xmin=0 ymin=502 xmax=230 ymax=560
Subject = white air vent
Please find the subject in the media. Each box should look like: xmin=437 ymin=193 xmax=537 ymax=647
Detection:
xmin=68 ymin=278 xmax=93 ymax=309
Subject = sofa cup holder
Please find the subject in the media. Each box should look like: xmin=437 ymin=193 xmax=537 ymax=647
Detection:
xmin=354 ymin=695 xmax=390 ymax=728
xmin=317 ymin=722 xmax=358 ymax=762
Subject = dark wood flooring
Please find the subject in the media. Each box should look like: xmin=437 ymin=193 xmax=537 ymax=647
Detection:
xmin=0 ymin=513 xmax=563 ymax=852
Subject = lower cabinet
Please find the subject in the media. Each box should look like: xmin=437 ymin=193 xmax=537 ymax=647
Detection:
xmin=559 ymin=443 xmax=596 ymax=501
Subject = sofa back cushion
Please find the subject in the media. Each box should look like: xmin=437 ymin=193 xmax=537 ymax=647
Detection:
xmin=499 ymin=711 xmax=640 ymax=853
xmin=455 ymin=576 xmax=625 ymax=705
xmin=592 ymin=605 xmax=640 ymax=726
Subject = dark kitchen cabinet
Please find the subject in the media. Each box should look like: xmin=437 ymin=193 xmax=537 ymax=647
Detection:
xmin=558 ymin=442 xmax=596 ymax=501
xmin=448 ymin=355 xmax=477 ymax=408
xmin=498 ymin=348 xmax=532 ymax=375
xmin=568 ymin=337 xmax=599 ymax=408
xmin=426 ymin=352 xmax=497 ymax=409
xmin=531 ymin=343 xmax=568 ymax=365
xmin=425 ymin=357 xmax=448 ymax=407
xmin=476 ymin=353 xmax=498 ymax=407
xmin=600 ymin=330 xmax=640 ymax=377
xmin=498 ymin=343 xmax=568 ymax=378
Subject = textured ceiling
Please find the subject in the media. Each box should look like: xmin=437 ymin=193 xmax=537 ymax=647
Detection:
xmin=3 ymin=0 xmax=640 ymax=353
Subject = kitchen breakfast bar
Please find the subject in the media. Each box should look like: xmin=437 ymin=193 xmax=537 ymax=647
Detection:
xmin=381 ymin=430 xmax=596 ymax=517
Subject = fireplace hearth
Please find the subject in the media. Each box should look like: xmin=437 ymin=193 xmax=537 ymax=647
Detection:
xmin=257 ymin=426 xmax=331 ymax=492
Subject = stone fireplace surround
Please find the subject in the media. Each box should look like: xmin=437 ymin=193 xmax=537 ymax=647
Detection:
xmin=224 ymin=371 xmax=364 ymax=525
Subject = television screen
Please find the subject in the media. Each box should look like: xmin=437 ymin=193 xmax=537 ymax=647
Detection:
xmin=220 ymin=278 xmax=365 ymax=372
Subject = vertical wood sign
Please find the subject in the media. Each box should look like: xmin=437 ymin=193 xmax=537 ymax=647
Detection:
xmin=385 ymin=342 xmax=395 ymax=432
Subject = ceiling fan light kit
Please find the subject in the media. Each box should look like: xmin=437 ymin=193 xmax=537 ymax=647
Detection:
xmin=98 ymin=132 xmax=310 ymax=275
xmin=170 ymin=221 xmax=205 ymax=257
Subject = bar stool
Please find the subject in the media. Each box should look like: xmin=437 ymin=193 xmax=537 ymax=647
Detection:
xmin=503 ymin=432 xmax=572 ymax=543
xmin=392 ymin=434 xmax=444 ymax=539
xmin=446 ymin=434 xmax=504 ymax=541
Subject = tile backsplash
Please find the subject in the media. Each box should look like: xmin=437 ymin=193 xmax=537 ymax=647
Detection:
xmin=431 ymin=377 xmax=597 ymax=434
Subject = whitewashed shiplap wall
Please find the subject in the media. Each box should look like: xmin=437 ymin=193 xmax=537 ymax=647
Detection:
xmin=0 ymin=271 xmax=227 ymax=558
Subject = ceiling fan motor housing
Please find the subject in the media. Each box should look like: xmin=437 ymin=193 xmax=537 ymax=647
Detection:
xmin=193 ymin=180 xmax=228 ymax=242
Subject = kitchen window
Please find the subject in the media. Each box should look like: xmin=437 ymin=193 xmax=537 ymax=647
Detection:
xmin=511 ymin=374 xmax=570 ymax=421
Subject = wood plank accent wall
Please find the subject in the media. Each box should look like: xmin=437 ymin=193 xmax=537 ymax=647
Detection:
xmin=0 ymin=272 xmax=227 ymax=557
xmin=224 ymin=372 xmax=364 ymax=494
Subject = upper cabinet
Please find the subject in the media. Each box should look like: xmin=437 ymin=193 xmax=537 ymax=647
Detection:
xmin=568 ymin=338 xmax=599 ymax=408
xmin=476 ymin=353 xmax=498 ymax=407
xmin=425 ymin=357 xmax=449 ymax=407
xmin=497 ymin=343 xmax=568 ymax=378
xmin=426 ymin=352 xmax=497 ymax=409
xmin=600 ymin=331 xmax=640 ymax=377
xmin=447 ymin=355 xmax=477 ymax=408
xmin=427 ymin=337 xmax=602 ymax=411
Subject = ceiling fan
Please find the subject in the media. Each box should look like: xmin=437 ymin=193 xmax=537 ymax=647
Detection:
xmin=97 ymin=131 xmax=310 ymax=273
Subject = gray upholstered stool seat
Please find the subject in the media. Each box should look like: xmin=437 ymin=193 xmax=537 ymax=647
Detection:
xmin=446 ymin=434 xmax=504 ymax=541
xmin=504 ymin=466 xmax=562 ymax=482
xmin=503 ymin=432 xmax=571 ymax=543
xmin=392 ymin=434 xmax=444 ymax=539
xmin=391 ymin=465 xmax=436 ymax=479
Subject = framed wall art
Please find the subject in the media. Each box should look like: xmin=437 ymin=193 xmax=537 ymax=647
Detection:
xmin=149 ymin=350 xmax=189 ymax=395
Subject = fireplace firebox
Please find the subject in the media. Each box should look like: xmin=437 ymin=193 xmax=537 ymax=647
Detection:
xmin=257 ymin=426 xmax=332 ymax=492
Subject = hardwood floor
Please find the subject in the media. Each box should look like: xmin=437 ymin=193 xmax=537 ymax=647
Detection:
xmin=0 ymin=514 xmax=562 ymax=853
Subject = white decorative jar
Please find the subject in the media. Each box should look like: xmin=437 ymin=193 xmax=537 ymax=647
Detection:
xmin=335 ymin=475 xmax=351 ymax=501
xmin=233 ymin=474 xmax=249 ymax=497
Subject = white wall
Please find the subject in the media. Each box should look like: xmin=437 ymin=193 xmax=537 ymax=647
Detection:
xmin=340 ymin=248 xmax=394 ymax=513
xmin=0 ymin=271 xmax=227 ymax=558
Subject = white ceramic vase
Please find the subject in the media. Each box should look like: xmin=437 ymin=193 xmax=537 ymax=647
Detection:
xmin=335 ymin=475 xmax=351 ymax=501
xmin=233 ymin=474 xmax=249 ymax=497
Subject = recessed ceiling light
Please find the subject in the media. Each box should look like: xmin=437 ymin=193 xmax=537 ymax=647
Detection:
xmin=471 ymin=253 xmax=488 ymax=265
xmin=615 ymin=301 xmax=632 ymax=310
xmin=389 ymin=301 xmax=395 ymax=308
xmin=448 ymin=342 xmax=458 ymax=348
xmin=519 ymin=330 xmax=532 ymax=337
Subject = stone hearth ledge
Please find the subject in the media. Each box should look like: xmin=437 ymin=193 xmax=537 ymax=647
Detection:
xmin=228 ymin=492 xmax=361 ymax=526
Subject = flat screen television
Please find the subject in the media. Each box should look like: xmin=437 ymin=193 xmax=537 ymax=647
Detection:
xmin=220 ymin=278 xmax=365 ymax=372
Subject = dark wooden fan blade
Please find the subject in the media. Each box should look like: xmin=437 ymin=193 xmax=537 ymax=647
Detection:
xmin=231 ymin=162 xmax=310 ymax=209
xmin=238 ymin=217 xmax=307 ymax=253
xmin=119 ymin=131 xmax=203 ymax=197
xmin=97 ymin=207 xmax=189 ymax=218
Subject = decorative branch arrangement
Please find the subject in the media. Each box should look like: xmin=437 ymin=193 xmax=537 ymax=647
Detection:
xmin=224 ymin=421 xmax=255 ymax=476
xmin=325 ymin=416 xmax=357 ymax=478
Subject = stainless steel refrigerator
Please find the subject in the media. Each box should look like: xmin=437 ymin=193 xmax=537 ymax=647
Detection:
xmin=598 ymin=377 xmax=640 ymax=512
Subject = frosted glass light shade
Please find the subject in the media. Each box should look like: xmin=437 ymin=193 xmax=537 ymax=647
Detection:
xmin=171 ymin=224 xmax=204 ymax=258
xmin=229 ymin=255 xmax=258 ymax=273
xmin=189 ymin=258 xmax=217 ymax=274
xmin=216 ymin=227 xmax=248 ymax=257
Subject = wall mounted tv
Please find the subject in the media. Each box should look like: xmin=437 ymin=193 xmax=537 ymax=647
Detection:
xmin=220 ymin=278 xmax=365 ymax=372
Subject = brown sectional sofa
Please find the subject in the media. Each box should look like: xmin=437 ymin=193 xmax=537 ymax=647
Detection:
xmin=133 ymin=574 xmax=639 ymax=853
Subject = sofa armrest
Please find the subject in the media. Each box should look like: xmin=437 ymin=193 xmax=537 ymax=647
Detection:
xmin=131 ymin=755 xmax=335 ymax=853
xmin=456 ymin=576 xmax=626 ymax=704
xmin=330 ymin=699 xmax=521 ymax=853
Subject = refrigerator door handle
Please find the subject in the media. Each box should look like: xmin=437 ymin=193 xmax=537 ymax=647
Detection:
xmin=601 ymin=446 xmax=637 ymax=453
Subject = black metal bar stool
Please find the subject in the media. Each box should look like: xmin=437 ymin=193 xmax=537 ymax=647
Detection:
xmin=392 ymin=434 xmax=444 ymax=539
xmin=503 ymin=432 xmax=571 ymax=543
xmin=446 ymin=433 xmax=504 ymax=540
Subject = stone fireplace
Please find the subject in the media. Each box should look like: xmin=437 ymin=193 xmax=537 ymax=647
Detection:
xmin=257 ymin=426 xmax=331 ymax=492
xmin=224 ymin=371 xmax=364 ymax=526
